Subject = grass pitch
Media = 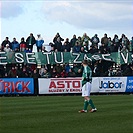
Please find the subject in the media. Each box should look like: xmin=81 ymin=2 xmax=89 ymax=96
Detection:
xmin=0 ymin=94 xmax=132 ymax=133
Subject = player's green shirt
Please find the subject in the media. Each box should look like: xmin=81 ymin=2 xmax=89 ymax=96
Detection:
xmin=82 ymin=65 xmax=92 ymax=86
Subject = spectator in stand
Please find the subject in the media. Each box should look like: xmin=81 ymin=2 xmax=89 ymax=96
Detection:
xmin=107 ymin=66 xmax=115 ymax=76
xmin=76 ymin=36 xmax=82 ymax=46
xmin=41 ymin=69 xmax=51 ymax=78
xmin=120 ymin=42 xmax=129 ymax=52
xmin=1 ymin=37 xmax=11 ymax=51
xmin=91 ymin=34 xmax=100 ymax=47
xmin=30 ymin=69 xmax=40 ymax=78
xmin=107 ymin=37 xmax=113 ymax=53
xmin=82 ymin=42 xmax=89 ymax=53
xmin=62 ymin=38 xmax=71 ymax=52
xmin=113 ymin=34 xmax=120 ymax=50
xmin=24 ymin=47 xmax=32 ymax=53
xmin=0 ymin=65 xmax=5 ymax=78
xmin=65 ymin=63 xmax=71 ymax=73
xmin=60 ymin=69 xmax=68 ymax=78
xmin=42 ymin=46 xmax=47 ymax=52
xmin=53 ymin=33 xmax=64 ymax=44
xmin=70 ymin=34 xmax=77 ymax=48
xmin=108 ymin=40 xmax=116 ymax=53
xmin=99 ymin=43 xmax=106 ymax=54
xmin=120 ymin=34 xmax=130 ymax=51
xmin=8 ymin=66 xmax=19 ymax=78
xmin=51 ymin=68 xmax=60 ymax=78
xmin=88 ymin=45 xmax=94 ymax=54
xmin=25 ymin=64 xmax=32 ymax=76
xmin=20 ymin=37 xmax=27 ymax=52
xmin=122 ymin=63 xmax=133 ymax=76
xmin=54 ymin=37 xmax=62 ymax=52
xmin=20 ymin=66 xmax=29 ymax=78
xmin=11 ymin=38 xmax=20 ymax=51
xmin=119 ymin=34 xmax=126 ymax=46
xmin=80 ymin=46 xmax=86 ymax=53
xmin=4 ymin=44 xmax=12 ymax=52
xmin=53 ymin=63 xmax=63 ymax=74
xmin=72 ymin=63 xmax=82 ymax=77
xmin=92 ymin=45 xmax=99 ymax=54
xmin=81 ymin=33 xmax=91 ymax=48
xmin=115 ymin=65 xmax=123 ymax=76
xmin=49 ymin=43 xmax=55 ymax=52
xmin=26 ymin=33 xmax=36 ymax=51
xmin=115 ymin=68 xmax=123 ymax=76
xmin=67 ymin=68 xmax=76 ymax=77
xmin=101 ymin=33 xmax=108 ymax=48
xmin=36 ymin=34 xmax=44 ymax=52
xmin=92 ymin=62 xmax=101 ymax=77
xmin=126 ymin=37 xmax=130 ymax=51
xmin=130 ymin=37 xmax=133 ymax=53
xmin=73 ymin=41 xmax=81 ymax=53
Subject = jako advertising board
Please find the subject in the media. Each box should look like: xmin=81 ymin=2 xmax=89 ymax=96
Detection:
xmin=0 ymin=78 xmax=34 ymax=95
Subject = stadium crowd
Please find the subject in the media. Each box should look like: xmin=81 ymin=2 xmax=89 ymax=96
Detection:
xmin=0 ymin=32 xmax=133 ymax=78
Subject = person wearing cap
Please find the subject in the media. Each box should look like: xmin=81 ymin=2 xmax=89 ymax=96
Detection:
xmin=79 ymin=60 xmax=97 ymax=113
xmin=36 ymin=34 xmax=44 ymax=52
xmin=4 ymin=44 xmax=12 ymax=53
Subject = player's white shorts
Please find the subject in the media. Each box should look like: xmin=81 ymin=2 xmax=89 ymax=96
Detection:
xmin=82 ymin=82 xmax=91 ymax=97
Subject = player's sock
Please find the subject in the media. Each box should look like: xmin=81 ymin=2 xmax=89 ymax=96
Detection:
xmin=83 ymin=100 xmax=88 ymax=111
xmin=88 ymin=99 xmax=95 ymax=109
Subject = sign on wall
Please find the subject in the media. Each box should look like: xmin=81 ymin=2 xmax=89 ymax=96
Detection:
xmin=38 ymin=77 xmax=132 ymax=94
xmin=0 ymin=78 xmax=34 ymax=95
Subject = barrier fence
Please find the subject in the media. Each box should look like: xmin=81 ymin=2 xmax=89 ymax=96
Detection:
xmin=0 ymin=77 xmax=133 ymax=95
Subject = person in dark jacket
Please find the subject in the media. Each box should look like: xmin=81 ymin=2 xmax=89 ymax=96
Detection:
xmin=122 ymin=64 xmax=133 ymax=76
xmin=26 ymin=33 xmax=36 ymax=51
xmin=54 ymin=37 xmax=62 ymax=52
xmin=1 ymin=37 xmax=11 ymax=51
xmin=20 ymin=37 xmax=27 ymax=52
xmin=70 ymin=34 xmax=77 ymax=48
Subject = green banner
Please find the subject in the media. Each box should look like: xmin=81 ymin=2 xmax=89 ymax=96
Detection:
xmin=0 ymin=51 xmax=132 ymax=65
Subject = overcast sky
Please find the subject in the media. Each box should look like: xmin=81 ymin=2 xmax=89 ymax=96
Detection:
xmin=0 ymin=0 xmax=133 ymax=44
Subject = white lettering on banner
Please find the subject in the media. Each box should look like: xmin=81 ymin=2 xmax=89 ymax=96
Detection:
xmin=15 ymin=53 xmax=24 ymax=63
xmin=0 ymin=52 xmax=7 ymax=65
xmin=72 ymin=53 xmax=82 ymax=63
xmin=102 ymin=54 xmax=112 ymax=61
xmin=83 ymin=54 xmax=92 ymax=62
xmin=26 ymin=53 xmax=36 ymax=64
xmin=92 ymin=55 xmax=101 ymax=60
xmin=121 ymin=52 xmax=128 ymax=64
xmin=42 ymin=52 xmax=51 ymax=64
xmin=54 ymin=52 xmax=63 ymax=63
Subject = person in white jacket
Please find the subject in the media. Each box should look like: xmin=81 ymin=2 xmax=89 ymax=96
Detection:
xmin=4 ymin=44 xmax=12 ymax=53
xmin=36 ymin=34 xmax=44 ymax=52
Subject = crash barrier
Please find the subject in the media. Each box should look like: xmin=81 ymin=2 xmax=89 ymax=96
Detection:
xmin=0 ymin=77 xmax=133 ymax=95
